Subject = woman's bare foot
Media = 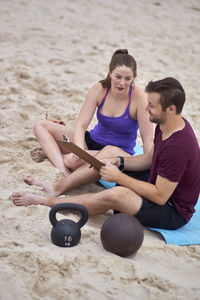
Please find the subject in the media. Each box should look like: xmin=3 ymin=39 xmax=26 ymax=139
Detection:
xmin=31 ymin=148 xmax=71 ymax=176
xmin=31 ymin=148 xmax=47 ymax=163
xmin=11 ymin=192 xmax=47 ymax=207
xmin=24 ymin=175 xmax=60 ymax=196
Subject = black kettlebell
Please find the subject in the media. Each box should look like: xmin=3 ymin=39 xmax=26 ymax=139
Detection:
xmin=49 ymin=203 xmax=88 ymax=247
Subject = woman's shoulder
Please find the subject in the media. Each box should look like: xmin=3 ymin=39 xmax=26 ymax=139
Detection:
xmin=133 ymin=85 xmax=146 ymax=97
xmin=90 ymin=82 xmax=106 ymax=93
xmin=87 ymin=82 xmax=107 ymax=102
xmin=133 ymin=85 xmax=147 ymax=104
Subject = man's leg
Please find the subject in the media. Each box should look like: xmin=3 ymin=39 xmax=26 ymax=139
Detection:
xmin=11 ymin=186 xmax=142 ymax=216
xmin=24 ymin=145 xmax=132 ymax=196
xmin=114 ymin=169 xmax=150 ymax=214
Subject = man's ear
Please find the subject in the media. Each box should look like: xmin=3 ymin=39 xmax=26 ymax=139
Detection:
xmin=168 ymin=104 xmax=176 ymax=114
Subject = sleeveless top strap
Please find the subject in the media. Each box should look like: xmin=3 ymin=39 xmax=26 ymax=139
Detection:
xmin=99 ymin=87 xmax=109 ymax=110
xmin=123 ymin=84 xmax=134 ymax=114
xmin=100 ymin=85 xmax=134 ymax=112
xmin=129 ymin=85 xmax=133 ymax=101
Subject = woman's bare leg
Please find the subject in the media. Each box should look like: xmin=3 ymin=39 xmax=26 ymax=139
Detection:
xmin=24 ymin=163 xmax=100 ymax=196
xmin=34 ymin=120 xmax=75 ymax=175
xmin=33 ymin=120 xmax=98 ymax=173
xmin=24 ymin=145 xmax=132 ymax=196
xmin=63 ymin=150 xmax=99 ymax=170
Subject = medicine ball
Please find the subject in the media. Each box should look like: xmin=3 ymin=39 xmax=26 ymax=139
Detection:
xmin=100 ymin=213 xmax=144 ymax=257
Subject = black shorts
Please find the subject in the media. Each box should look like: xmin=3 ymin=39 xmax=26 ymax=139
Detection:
xmin=85 ymin=131 xmax=105 ymax=151
xmin=50 ymin=121 xmax=105 ymax=150
xmin=115 ymin=170 xmax=187 ymax=230
xmin=135 ymin=198 xmax=187 ymax=230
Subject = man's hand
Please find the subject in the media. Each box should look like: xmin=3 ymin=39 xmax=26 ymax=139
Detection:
xmin=101 ymin=157 xmax=120 ymax=167
xmin=100 ymin=164 xmax=122 ymax=182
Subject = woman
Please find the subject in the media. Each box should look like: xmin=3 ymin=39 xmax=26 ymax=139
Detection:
xmin=32 ymin=49 xmax=154 ymax=175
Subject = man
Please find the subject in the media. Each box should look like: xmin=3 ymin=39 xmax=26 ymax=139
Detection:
xmin=12 ymin=77 xmax=200 ymax=229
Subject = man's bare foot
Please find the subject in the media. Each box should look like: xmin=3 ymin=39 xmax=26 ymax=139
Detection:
xmin=24 ymin=176 xmax=60 ymax=196
xmin=31 ymin=148 xmax=47 ymax=163
xmin=11 ymin=192 xmax=47 ymax=207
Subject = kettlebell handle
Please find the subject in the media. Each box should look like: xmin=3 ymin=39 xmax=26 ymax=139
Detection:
xmin=49 ymin=203 xmax=88 ymax=228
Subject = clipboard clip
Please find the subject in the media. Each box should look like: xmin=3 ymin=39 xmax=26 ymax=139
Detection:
xmin=63 ymin=134 xmax=69 ymax=142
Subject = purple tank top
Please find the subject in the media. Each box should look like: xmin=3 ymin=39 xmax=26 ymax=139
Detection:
xmin=90 ymin=85 xmax=139 ymax=155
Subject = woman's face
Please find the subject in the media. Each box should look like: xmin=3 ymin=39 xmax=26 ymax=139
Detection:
xmin=110 ymin=65 xmax=134 ymax=94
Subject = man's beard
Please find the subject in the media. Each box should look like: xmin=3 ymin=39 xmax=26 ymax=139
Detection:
xmin=149 ymin=115 xmax=164 ymax=125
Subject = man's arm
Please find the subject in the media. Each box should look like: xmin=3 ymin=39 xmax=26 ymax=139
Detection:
xmin=115 ymin=172 xmax=178 ymax=205
xmin=100 ymin=145 xmax=180 ymax=205
xmin=121 ymin=145 xmax=153 ymax=171
xmin=100 ymin=146 xmax=153 ymax=173
xmin=100 ymin=159 xmax=178 ymax=205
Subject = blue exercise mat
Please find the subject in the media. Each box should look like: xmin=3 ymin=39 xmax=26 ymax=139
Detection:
xmin=99 ymin=143 xmax=200 ymax=246
xmin=148 ymin=198 xmax=200 ymax=245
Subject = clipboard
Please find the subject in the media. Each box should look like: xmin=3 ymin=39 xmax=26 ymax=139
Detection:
xmin=57 ymin=135 xmax=105 ymax=170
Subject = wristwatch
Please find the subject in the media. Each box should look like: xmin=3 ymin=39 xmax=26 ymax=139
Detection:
xmin=118 ymin=156 xmax=124 ymax=171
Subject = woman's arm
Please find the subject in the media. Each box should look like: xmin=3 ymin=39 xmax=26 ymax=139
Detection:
xmin=135 ymin=87 xmax=154 ymax=153
xmin=73 ymin=83 xmax=104 ymax=149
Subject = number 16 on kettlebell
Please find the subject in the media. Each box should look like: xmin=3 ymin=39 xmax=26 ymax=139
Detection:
xmin=49 ymin=203 xmax=88 ymax=247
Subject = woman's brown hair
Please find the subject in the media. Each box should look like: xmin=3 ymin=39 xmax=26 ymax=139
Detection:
xmin=100 ymin=49 xmax=137 ymax=88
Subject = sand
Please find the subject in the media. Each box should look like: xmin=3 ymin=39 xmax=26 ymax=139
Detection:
xmin=0 ymin=0 xmax=200 ymax=299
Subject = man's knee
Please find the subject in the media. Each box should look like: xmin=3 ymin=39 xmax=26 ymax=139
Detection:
xmin=104 ymin=186 xmax=142 ymax=214
xmin=104 ymin=186 xmax=129 ymax=205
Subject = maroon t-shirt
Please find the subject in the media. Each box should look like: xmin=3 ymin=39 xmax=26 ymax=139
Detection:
xmin=148 ymin=118 xmax=200 ymax=222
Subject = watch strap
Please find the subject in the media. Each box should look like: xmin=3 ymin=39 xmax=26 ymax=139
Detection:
xmin=118 ymin=156 xmax=124 ymax=171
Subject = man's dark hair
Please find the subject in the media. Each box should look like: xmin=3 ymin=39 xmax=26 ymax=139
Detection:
xmin=145 ymin=77 xmax=186 ymax=114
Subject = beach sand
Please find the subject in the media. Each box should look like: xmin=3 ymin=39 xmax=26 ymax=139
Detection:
xmin=0 ymin=0 xmax=200 ymax=299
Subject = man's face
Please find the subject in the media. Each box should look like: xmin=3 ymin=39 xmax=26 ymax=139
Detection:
xmin=146 ymin=92 xmax=166 ymax=124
